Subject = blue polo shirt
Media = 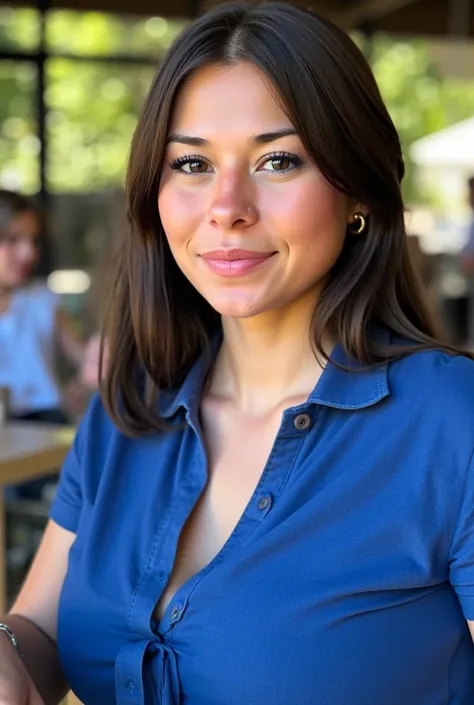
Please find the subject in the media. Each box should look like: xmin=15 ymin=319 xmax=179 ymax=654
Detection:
xmin=50 ymin=334 xmax=474 ymax=705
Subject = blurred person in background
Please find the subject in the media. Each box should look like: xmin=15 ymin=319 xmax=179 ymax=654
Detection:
xmin=0 ymin=189 xmax=84 ymax=498
xmin=62 ymin=247 xmax=113 ymax=416
xmin=460 ymin=176 xmax=474 ymax=345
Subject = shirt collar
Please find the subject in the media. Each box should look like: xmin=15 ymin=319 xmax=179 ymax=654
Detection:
xmin=158 ymin=333 xmax=221 ymax=420
xmin=159 ymin=327 xmax=390 ymax=419
xmin=307 ymin=333 xmax=389 ymax=410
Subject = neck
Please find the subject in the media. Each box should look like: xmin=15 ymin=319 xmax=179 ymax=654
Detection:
xmin=209 ymin=288 xmax=331 ymax=416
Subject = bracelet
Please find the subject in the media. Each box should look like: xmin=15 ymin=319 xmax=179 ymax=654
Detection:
xmin=0 ymin=623 xmax=24 ymax=660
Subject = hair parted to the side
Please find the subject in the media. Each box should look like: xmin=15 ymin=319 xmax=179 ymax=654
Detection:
xmin=102 ymin=1 xmax=467 ymax=436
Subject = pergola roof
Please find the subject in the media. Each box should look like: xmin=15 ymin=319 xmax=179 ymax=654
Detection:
xmin=2 ymin=0 xmax=474 ymax=37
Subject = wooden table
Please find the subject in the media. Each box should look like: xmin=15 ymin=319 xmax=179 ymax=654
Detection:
xmin=0 ymin=422 xmax=75 ymax=612
xmin=0 ymin=422 xmax=83 ymax=705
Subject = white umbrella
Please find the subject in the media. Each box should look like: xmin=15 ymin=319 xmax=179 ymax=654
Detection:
xmin=410 ymin=117 xmax=474 ymax=168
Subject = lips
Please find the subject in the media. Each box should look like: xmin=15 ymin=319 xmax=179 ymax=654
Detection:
xmin=200 ymin=249 xmax=276 ymax=277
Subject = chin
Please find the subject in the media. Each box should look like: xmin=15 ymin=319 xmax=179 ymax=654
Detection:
xmin=206 ymin=297 xmax=268 ymax=320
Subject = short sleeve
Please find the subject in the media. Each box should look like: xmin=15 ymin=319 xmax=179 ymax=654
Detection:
xmin=31 ymin=279 xmax=60 ymax=310
xmin=449 ymin=451 xmax=474 ymax=620
xmin=49 ymin=414 xmax=86 ymax=533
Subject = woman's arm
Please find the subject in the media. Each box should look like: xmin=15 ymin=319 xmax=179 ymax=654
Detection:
xmin=55 ymin=308 xmax=85 ymax=368
xmin=2 ymin=520 xmax=75 ymax=704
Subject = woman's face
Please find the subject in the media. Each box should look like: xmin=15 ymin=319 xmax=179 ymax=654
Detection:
xmin=0 ymin=210 xmax=41 ymax=290
xmin=159 ymin=62 xmax=357 ymax=319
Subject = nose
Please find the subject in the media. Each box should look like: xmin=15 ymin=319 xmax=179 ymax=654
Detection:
xmin=207 ymin=175 xmax=258 ymax=230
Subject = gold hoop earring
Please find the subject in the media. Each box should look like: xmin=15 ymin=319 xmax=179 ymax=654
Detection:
xmin=348 ymin=213 xmax=367 ymax=235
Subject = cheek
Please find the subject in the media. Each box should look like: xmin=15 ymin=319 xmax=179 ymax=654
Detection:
xmin=158 ymin=181 xmax=204 ymax=252
xmin=266 ymin=176 xmax=348 ymax=258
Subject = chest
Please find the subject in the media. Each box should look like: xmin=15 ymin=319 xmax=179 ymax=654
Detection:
xmin=154 ymin=406 xmax=283 ymax=619
xmin=60 ymin=408 xmax=468 ymax=705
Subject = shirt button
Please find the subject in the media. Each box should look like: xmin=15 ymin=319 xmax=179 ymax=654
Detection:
xmin=171 ymin=603 xmax=183 ymax=621
xmin=293 ymin=413 xmax=311 ymax=430
xmin=127 ymin=679 xmax=136 ymax=693
xmin=258 ymin=496 xmax=271 ymax=511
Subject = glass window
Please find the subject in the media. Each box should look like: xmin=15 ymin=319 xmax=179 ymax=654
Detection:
xmin=46 ymin=10 xmax=188 ymax=58
xmin=46 ymin=58 xmax=155 ymax=192
xmin=0 ymin=6 xmax=40 ymax=52
xmin=0 ymin=61 xmax=39 ymax=192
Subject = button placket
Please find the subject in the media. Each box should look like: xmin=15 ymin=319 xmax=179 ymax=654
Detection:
xmin=115 ymin=641 xmax=149 ymax=705
xmin=170 ymin=603 xmax=184 ymax=622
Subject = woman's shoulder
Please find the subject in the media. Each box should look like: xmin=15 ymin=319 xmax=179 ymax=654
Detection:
xmin=389 ymin=346 xmax=474 ymax=415
xmin=75 ymin=392 xmax=118 ymax=456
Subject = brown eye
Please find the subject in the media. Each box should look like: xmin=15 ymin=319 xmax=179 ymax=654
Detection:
xmin=186 ymin=160 xmax=208 ymax=174
xmin=270 ymin=156 xmax=291 ymax=171
xmin=259 ymin=152 xmax=302 ymax=173
xmin=169 ymin=156 xmax=212 ymax=174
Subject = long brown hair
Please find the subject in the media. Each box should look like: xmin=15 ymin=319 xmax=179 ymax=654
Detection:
xmin=102 ymin=1 xmax=465 ymax=435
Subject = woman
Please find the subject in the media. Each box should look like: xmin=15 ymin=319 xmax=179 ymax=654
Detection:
xmin=0 ymin=190 xmax=84 ymax=420
xmin=1 ymin=3 xmax=474 ymax=704
xmin=0 ymin=190 xmax=84 ymax=499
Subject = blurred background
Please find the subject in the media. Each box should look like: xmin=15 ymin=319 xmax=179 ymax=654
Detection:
xmin=0 ymin=0 xmax=474 ymax=605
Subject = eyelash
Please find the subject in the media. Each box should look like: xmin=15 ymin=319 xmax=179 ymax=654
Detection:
xmin=168 ymin=151 xmax=304 ymax=174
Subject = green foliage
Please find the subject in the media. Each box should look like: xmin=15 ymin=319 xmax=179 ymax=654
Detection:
xmin=0 ymin=60 xmax=39 ymax=192
xmin=0 ymin=6 xmax=39 ymax=51
xmin=371 ymin=36 xmax=474 ymax=203
xmin=46 ymin=59 xmax=155 ymax=191
xmin=46 ymin=10 xmax=184 ymax=57
xmin=0 ymin=8 xmax=186 ymax=193
xmin=0 ymin=9 xmax=473 ymax=202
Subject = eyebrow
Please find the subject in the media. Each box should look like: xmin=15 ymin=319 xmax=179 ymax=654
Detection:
xmin=166 ymin=128 xmax=298 ymax=147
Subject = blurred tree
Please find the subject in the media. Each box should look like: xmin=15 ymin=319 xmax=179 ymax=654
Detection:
xmin=0 ymin=8 xmax=474 ymax=202
xmin=0 ymin=6 xmax=39 ymax=51
xmin=0 ymin=61 xmax=39 ymax=192
xmin=0 ymin=8 xmax=186 ymax=193
xmin=0 ymin=9 xmax=39 ymax=191
xmin=371 ymin=36 xmax=474 ymax=204
xmin=46 ymin=59 xmax=156 ymax=192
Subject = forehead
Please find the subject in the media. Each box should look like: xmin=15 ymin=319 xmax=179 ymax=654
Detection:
xmin=169 ymin=62 xmax=293 ymax=136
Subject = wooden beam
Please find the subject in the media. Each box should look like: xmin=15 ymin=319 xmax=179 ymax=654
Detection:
xmin=1 ymin=0 xmax=473 ymax=36
xmin=327 ymin=0 xmax=419 ymax=29
xmin=375 ymin=0 xmax=474 ymax=36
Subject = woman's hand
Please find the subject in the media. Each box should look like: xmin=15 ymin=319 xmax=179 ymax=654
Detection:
xmin=55 ymin=308 xmax=85 ymax=369
xmin=80 ymin=332 xmax=109 ymax=389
